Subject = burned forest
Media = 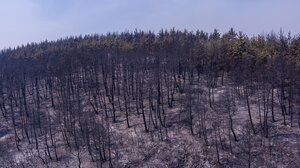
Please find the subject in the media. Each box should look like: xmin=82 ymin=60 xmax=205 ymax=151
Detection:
xmin=1 ymin=29 xmax=300 ymax=167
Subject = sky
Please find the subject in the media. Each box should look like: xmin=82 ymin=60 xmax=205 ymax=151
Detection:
xmin=0 ymin=0 xmax=300 ymax=49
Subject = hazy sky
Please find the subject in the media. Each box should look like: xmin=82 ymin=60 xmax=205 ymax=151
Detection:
xmin=0 ymin=0 xmax=300 ymax=49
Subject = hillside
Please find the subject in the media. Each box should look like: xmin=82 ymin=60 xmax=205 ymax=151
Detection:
xmin=0 ymin=29 xmax=300 ymax=167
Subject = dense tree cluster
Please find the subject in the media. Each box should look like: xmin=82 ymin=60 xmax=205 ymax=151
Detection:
xmin=0 ymin=29 xmax=300 ymax=167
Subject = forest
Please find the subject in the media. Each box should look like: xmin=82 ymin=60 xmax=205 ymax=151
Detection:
xmin=0 ymin=28 xmax=300 ymax=167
